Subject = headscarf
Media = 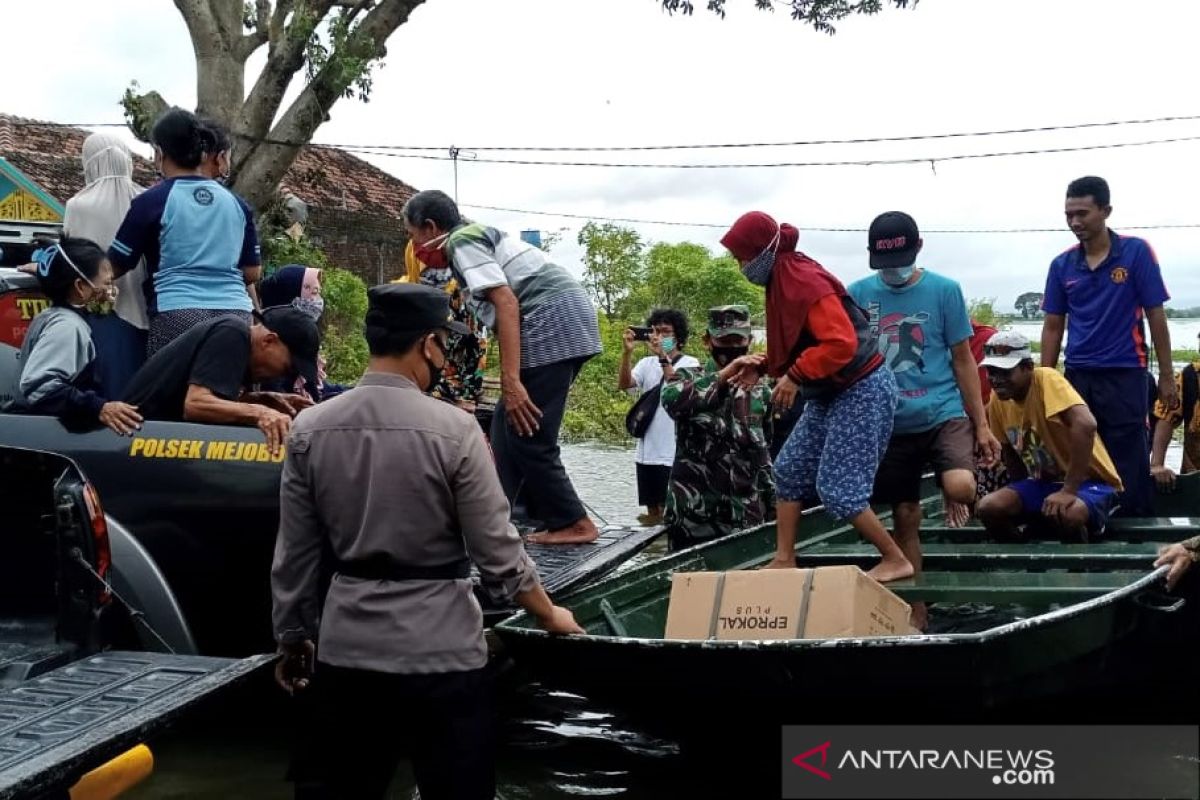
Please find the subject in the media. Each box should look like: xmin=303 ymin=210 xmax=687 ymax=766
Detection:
xmin=260 ymin=265 xmax=306 ymax=307
xmin=62 ymin=132 xmax=148 ymax=329
xmin=721 ymin=211 xmax=849 ymax=378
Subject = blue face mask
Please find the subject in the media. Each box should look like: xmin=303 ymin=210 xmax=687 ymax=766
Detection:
xmin=660 ymin=336 xmax=676 ymax=353
xmin=879 ymin=265 xmax=915 ymax=287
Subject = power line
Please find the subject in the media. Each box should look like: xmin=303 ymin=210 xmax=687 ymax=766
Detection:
xmin=339 ymin=134 xmax=1200 ymax=169
xmin=458 ymin=203 xmax=1200 ymax=234
xmin=13 ymin=112 xmax=1200 ymax=154
xmin=319 ymin=114 xmax=1200 ymax=153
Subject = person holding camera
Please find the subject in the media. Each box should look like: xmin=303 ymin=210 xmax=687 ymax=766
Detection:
xmin=619 ymin=309 xmax=699 ymax=526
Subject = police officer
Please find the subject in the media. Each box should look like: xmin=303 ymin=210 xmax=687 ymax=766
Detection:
xmin=271 ymin=283 xmax=582 ymax=800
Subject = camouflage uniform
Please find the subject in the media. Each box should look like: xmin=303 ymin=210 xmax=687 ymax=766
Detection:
xmin=660 ymin=305 xmax=776 ymax=551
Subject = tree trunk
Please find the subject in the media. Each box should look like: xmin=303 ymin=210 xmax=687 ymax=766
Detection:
xmin=176 ymin=0 xmax=247 ymax=122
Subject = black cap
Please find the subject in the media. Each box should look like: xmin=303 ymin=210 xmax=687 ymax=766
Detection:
xmin=258 ymin=306 xmax=321 ymax=390
xmin=868 ymin=211 xmax=921 ymax=269
xmin=366 ymin=283 xmax=471 ymax=336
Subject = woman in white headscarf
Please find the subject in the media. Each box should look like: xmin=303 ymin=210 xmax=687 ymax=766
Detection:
xmin=63 ymin=132 xmax=149 ymax=396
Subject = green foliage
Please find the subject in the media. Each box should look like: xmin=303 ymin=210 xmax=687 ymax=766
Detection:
xmin=661 ymin=0 xmax=916 ymax=33
xmin=261 ymin=234 xmax=329 ymax=274
xmin=561 ymin=313 xmax=637 ymax=443
xmin=968 ymin=297 xmax=999 ymax=328
xmin=578 ymin=222 xmax=646 ymax=319
xmin=621 ymin=241 xmax=764 ymax=327
xmin=303 ymin=7 xmax=380 ymax=102
xmin=558 ymin=235 xmax=765 ymax=443
xmin=320 ymin=266 xmax=369 ymax=384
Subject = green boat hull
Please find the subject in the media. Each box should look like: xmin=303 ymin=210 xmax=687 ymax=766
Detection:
xmin=496 ymin=476 xmax=1200 ymax=714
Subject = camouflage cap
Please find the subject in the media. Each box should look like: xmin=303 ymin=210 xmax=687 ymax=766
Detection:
xmin=707 ymin=304 xmax=752 ymax=339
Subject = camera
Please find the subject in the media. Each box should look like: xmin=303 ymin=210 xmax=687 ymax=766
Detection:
xmin=629 ymin=326 xmax=652 ymax=341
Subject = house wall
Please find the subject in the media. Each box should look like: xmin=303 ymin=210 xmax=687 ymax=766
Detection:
xmin=305 ymin=207 xmax=408 ymax=286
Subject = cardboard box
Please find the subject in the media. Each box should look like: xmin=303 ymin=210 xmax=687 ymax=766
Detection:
xmin=663 ymin=565 xmax=912 ymax=641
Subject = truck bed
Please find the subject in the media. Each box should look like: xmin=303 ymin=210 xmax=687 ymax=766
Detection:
xmin=0 ymin=651 xmax=272 ymax=799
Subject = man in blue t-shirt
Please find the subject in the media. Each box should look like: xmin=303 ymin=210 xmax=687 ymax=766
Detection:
xmin=849 ymin=211 xmax=1001 ymax=628
xmin=1040 ymin=176 xmax=1176 ymax=517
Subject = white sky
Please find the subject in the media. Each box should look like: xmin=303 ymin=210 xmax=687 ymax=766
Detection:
xmin=6 ymin=0 xmax=1200 ymax=307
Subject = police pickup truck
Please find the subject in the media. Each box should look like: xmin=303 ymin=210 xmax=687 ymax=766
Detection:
xmin=0 ymin=443 xmax=269 ymax=799
xmin=2 ymin=265 xmax=283 ymax=657
xmin=1 ymin=265 xmax=662 ymax=662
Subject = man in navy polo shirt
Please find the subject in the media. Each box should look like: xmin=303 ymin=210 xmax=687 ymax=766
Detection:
xmin=1040 ymin=176 xmax=1177 ymax=517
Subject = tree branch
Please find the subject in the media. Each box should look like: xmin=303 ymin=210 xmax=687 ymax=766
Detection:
xmin=235 ymin=0 xmax=335 ymax=152
xmin=234 ymin=0 xmax=419 ymax=209
xmin=173 ymin=0 xmax=222 ymax=46
xmin=270 ymin=0 xmax=297 ymax=39
xmin=234 ymin=0 xmax=273 ymax=60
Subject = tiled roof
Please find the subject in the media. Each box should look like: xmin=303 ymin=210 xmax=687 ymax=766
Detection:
xmin=0 ymin=113 xmax=416 ymax=219
xmin=0 ymin=114 xmax=157 ymax=203
xmin=279 ymin=144 xmax=416 ymax=220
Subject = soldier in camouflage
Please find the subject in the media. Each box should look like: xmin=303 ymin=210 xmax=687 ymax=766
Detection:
xmin=661 ymin=305 xmax=776 ymax=551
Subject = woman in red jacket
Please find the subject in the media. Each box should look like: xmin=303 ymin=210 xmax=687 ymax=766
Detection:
xmin=719 ymin=212 xmax=912 ymax=582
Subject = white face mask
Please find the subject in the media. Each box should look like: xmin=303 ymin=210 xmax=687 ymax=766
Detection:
xmin=36 ymin=244 xmax=112 ymax=304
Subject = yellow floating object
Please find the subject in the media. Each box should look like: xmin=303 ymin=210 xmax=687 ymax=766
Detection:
xmin=69 ymin=744 xmax=154 ymax=800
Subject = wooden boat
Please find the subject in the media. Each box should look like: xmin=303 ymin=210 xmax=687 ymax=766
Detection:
xmin=495 ymin=474 xmax=1200 ymax=715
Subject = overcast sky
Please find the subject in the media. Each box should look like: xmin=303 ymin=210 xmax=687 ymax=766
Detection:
xmin=6 ymin=0 xmax=1200 ymax=308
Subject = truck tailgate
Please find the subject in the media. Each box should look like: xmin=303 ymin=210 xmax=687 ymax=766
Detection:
xmin=0 ymin=651 xmax=273 ymax=799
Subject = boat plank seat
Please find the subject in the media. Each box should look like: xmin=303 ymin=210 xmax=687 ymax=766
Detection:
xmin=917 ymin=517 xmax=1198 ymax=544
xmin=796 ymin=542 xmax=1162 ymax=570
xmin=883 ymin=569 xmax=1149 ymax=604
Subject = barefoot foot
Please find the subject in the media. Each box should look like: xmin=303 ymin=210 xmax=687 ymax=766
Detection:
xmin=866 ymin=556 xmax=915 ymax=583
xmin=526 ymin=518 xmax=600 ymax=545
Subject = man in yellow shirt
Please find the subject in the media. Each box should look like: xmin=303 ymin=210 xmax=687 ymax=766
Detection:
xmin=976 ymin=331 xmax=1123 ymax=539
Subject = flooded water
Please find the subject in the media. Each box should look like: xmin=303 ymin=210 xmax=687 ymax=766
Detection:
xmin=124 ymin=442 xmax=1188 ymax=799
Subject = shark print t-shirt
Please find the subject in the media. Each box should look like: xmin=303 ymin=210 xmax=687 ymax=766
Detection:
xmin=849 ymin=269 xmax=973 ymax=435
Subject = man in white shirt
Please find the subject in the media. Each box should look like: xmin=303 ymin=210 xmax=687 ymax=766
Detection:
xmin=618 ymin=309 xmax=699 ymax=525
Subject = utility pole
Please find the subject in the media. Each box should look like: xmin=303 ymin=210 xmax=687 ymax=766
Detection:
xmin=447 ymin=146 xmax=476 ymax=203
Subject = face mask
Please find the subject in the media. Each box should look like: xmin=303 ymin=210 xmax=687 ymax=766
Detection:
xmin=879 ymin=265 xmax=915 ymax=287
xmin=35 ymin=244 xmax=103 ymax=299
xmin=423 ymin=335 xmax=448 ymax=392
xmin=660 ymin=336 xmax=676 ymax=353
xmin=292 ymin=296 xmax=324 ymax=321
xmin=740 ymin=228 xmax=780 ymax=287
xmin=711 ymin=346 xmax=749 ymax=367
xmin=414 ymin=232 xmax=450 ymax=270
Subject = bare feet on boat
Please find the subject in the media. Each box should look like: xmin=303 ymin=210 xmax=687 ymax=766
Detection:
xmin=525 ymin=518 xmax=600 ymax=545
xmin=944 ymin=500 xmax=971 ymax=528
xmin=909 ymin=601 xmax=928 ymax=632
xmin=866 ymin=555 xmax=915 ymax=583
xmin=762 ymin=556 xmax=796 ymax=570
